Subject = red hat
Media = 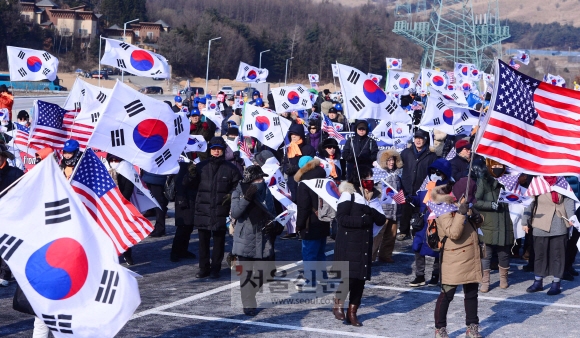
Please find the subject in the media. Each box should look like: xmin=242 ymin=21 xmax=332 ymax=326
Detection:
xmin=455 ymin=139 xmax=471 ymax=152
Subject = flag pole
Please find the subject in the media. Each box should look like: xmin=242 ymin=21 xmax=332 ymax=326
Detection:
xmin=99 ymin=35 xmax=102 ymax=87
xmin=68 ymin=146 xmax=90 ymax=181
xmin=335 ymin=61 xmax=366 ymax=204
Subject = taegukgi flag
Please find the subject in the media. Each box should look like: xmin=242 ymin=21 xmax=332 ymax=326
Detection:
xmin=386 ymin=58 xmax=402 ymax=70
xmin=420 ymin=69 xmax=449 ymax=94
xmin=235 ymin=61 xmax=269 ymax=83
xmin=338 ymin=63 xmax=402 ymax=119
xmin=100 ymin=38 xmax=170 ymax=78
xmin=308 ymin=74 xmax=319 ymax=83
xmin=302 ymin=178 xmax=341 ymax=211
xmin=242 ymin=104 xmax=292 ymax=149
xmin=368 ymin=73 xmax=383 ymax=85
xmin=386 ymin=70 xmax=415 ymax=95
xmin=115 ymin=160 xmax=162 ymax=213
xmin=271 ymin=85 xmax=313 ymax=113
xmin=6 ymin=46 xmax=59 ymax=81
xmin=0 ymin=157 xmax=140 ymax=338
xmin=87 ymin=81 xmax=189 ymax=175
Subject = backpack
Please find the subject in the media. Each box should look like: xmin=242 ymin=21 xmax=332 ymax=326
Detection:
xmin=316 ymin=197 xmax=336 ymax=222
xmin=426 ymin=217 xmax=447 ymax=252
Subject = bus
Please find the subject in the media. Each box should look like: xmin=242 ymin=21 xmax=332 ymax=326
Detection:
xmin=0 ymin=73 xmax=67 ymax=92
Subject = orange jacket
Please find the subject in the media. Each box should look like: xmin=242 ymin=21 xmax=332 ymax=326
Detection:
xmin=0 ymin=92 xmax=14 ymax=120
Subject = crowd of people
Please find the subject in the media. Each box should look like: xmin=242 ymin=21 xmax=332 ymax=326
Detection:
xmin=2 ymin=84 xmax=580 ymax=338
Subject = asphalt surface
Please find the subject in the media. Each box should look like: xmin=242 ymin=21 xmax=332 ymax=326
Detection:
xmin=3 ymin=202 xmax=580 ymax=337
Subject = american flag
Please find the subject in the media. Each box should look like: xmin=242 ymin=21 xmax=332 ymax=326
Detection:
xmin=410 ymin=100 xmax=422 ymax=111
xmin=509 ymin=58 xmax=520 ymax=70
xmin=11 ymin=122 xmax=40 ymax=154
xmin=427 ymin=200 xmax=458 ymax=217
xmin=62 ymin=110 xmax=93 ymax=150
xmin=321 ymin=114 xmax=345 ymax=141
xmin=524 ymin=176 xmax=577 ymax=201
xmin=29 ymin=100 xmax=69 ymax=150
xmin=238 ymin=136 xmax=253 ymax=159
xmin=476 ymin=60 xmax=580 ymax=175
xmin=496 ymin=174 xmax=521 ymax=194
xmin=71 ymin=148 xmax=153 ymax=254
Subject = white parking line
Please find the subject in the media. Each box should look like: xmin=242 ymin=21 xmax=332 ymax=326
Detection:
xmin=365 ymin=284 xmax=580 ymax=309
xmin=152 ymin=310 xmax=391 ymax=338
xmin=130 ymin=250 xmax=335 ymax=319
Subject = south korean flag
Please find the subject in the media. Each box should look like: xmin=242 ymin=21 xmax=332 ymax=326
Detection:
xmin=371 ymin=121 xmax=411 ymax=147
xmin=87 ymin=81 xmax=189 ymax=175
xmin=386 ymin=70 xmax=415 ymax=95
xmin=0 ymin=158 xmax=141 ymax=338
xmin=202 ymin=100 xmax=224 ymax=130
xmin=271 ymin=85 xmax=313 ymax=113
xmin=454 ymin=62 xmax=482 ymax=82
xmin=64 ymin=79 xmax=112 ymax=129
xmin=339 ymin=63 xmax=406 ymax=119
xmin=7 ymin=46 xmax=59 ymax=82
xmin=308 ymin=74 xmax=320 ymax=83
xmin=420 ymin=91 xmax=480 ymax=135
xmin=368 ymin=73 xmax=383 ymax=85
xmin=420 ymin=69 xmax=449 ymax=94
xmin=100 ymin=38 xmax=170 ymax=78
xmin=243 ymin=105 xmax=292 ymax=149
xmin=184 ymin=135 xmax=207 ymax=153
xmin=235 ymin=61 xmax=269 ymax=83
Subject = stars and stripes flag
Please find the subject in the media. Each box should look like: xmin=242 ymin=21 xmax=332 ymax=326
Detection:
xmin=11 ymin=122 xmax=41 ymax=154
xmin=496 ymin=174 xmax=521 ymax=194
xmin=381 ymin=179 xmax=406 ymax=204
xmin=475 ymin=59 xmax=580 ymax=175
xmin=29 ymin=100 xmax=69 ymax=150
xmin=509 ymin=58 xmax=520 ymax=70
xmin=524 ymin=176 xmax=578 ymax=201
xmin=71 ymin=148 xmax=154 ymax=255
xmin=427 ymin=200 xmax=458 ymax=217
xmin=321 ymin=114 xmax=345 ymax=141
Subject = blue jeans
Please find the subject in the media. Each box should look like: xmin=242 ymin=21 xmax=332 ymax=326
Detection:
xmin=301 ymin=238 xmax=327 ymax=285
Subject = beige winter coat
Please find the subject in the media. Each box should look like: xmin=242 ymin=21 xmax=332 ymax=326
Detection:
xmin=433 ymin=186 xmax=483 ymax=286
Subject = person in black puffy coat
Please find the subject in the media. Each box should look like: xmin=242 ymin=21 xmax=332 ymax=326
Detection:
xmin=187 ymin=137 xmax=241 ymax=279
xmin=333 ymin=165 xmax=386 ymax=327
xmin=342 ymin=120 xmax=378 ymax=180
xmin=281 ymin=123 xmax=316 ymax=203
xmin=398 ymin=129 xmax=438 ymax=240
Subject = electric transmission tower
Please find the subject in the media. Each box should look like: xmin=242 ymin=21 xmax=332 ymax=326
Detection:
xmin=392 ymin=0 xmax=510 ymax=71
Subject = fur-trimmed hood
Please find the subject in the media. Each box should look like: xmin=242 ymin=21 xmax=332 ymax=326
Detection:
xmin=339 ymin=181 xmax=380 ymax=199
xmin=430 ymin=185 xmax=457 ymax=205
xmin=377 ymin=148 xmax=403 ymax=170
xmin=294 ymin=158 xmax=322 ymax=182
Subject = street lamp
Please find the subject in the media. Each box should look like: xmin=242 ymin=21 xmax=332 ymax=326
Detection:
xmin=205 ymin=37 xmax=221 ymax=95
xmin=122 ymin=18 xmax=139 ymax=82
xmin=259 ymin=49 xmax=270 ymax=69
xmin=285 ymin=57 xmax=294 ymax=86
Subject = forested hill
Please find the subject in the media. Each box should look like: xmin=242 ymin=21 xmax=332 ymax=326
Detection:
xmin=146 ymin=0 xmax=423 ymax=80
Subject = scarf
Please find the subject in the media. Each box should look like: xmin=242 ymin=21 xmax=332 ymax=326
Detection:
xmin=544 ymin=176 xmax=560 ymax=203
xmin=327 ymin=155 xmax=338 ymax=178
xmin=309 ymin=131 xmax=321 ymax=150
xmin=287 ymin=138 xmax=303 ymax=158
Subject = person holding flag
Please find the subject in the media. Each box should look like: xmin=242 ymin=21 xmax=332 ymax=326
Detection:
xmin=60 ymin=139 xmax=82 ymax=180
xmin=372 ymin=148 xmax=403 ymax=263
xmin=342 ymin=120 xmax=378 ymax=180
xmin=473 ymin=159 xmax=514 ymax=292
xmin=231 ymin=165 xmax=277 ymax=316
xmin=282 ymin=124 xmax=316 ymax=207
xmin=333 ymin=165 xmax=387 ymax=326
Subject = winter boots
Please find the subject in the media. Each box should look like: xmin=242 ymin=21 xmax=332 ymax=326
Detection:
xmin=499 ymin=267 xmax=509 ymax=289
xmin=465 ymin=324 xmax=483 ymax=338
xmin=480 ymin=270 xmax=490 ymax=293
xmin=332 ymin=298 xmax=345 ymax=320
xmin=346 ymin=304 xmax=362 ymax=326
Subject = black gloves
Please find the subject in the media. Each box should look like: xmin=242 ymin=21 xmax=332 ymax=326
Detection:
xmin=187 ymin=163 xmax=197 ymax=177
xmin=362 ymin=214 xmax=373 ymax=227
xmin=458 ymin=202 xmax=469 ymax=215
xmin=405 ymin=195 xmax=414 ymax=204
xmin=244 ymin=185 xmax=258 ymax=201
xmin=469 ymin=212 xmax=483 ymax=224
xmin=262 ymin=221 xmax=274 ymax=235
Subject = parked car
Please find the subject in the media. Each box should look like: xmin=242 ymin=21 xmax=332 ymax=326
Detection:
xmin=139 ymin=86 xmax=164 ymax=94
xmin=220 ymin=86 xmax=234 ymax=96
xmin=330 ymin=91 xmax=342 ymax=102
xmin=179 ymin=86 xmax=204 ymax=96
xmin=74 ymin=68 xmax=84 ymax=74
xmin=102 ymin=67 xmax=114 ymax=75
xmin=91 ymin=70 xmax=109 ymax=80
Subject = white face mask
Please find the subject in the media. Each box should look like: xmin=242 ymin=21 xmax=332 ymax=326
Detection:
xmin=110 ymin=162 xmax=120 ymax=170
xmin=430 ymin=174 xmax=442 ymax=182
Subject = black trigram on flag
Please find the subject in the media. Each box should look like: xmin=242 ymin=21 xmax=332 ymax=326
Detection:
xmin=95 ymin=270 xmax=119 ymax=304
xmin=91 ymin=112 xmax=100 ymax=123
xmin=380 ymin=131 xmax=386 ymax=137
xmin=297 ymin=86 xmax=304 ymax=94
xmin=455 ymin=126 xmax=465 ymax=134
xmin=250 ymin=110 xmax=259 ymax=117
xmin=18 ymin=68 xmax=27 ymax=77
xmin=17 ymin=51 xmax=25 ymax=59
xmin=273 ymin=117 xmax=280 ymax=126
xmin=315 ymin=179 xmax=324 ymax=189
xmin=155 ymin=149 xmax=172 ymax=167
xmin=279 ymin=89 xmax=286 ymax=96
xmin=349 ymin=96 xmax=365 ymax=112
xmin=0 ymin=234 xmax=23 ymax=262
xmin=42 ymin=52 xmax=51 ymax=61
xmin=111 ymin=129 xmax=125 ymax=147
xmin=97 ymin=91 xmax=107 ymax=103
xmin=151 ymin=70 xmax=161 ymax=76
xmin=265 ymin=132 xmax=274 ymax=141
xmin=301 ymin=99 xmax=308 ymax=106
xmin=119 ymin=42 xmax=130 ymax=50
xmin=461 ymin=112 xmax=468 ymax=121
xmin=347 ymin=70 xmax=360 ymax=85
xmin=427 ymin=72 xmax=432 ymax=78
xmin=385 ymin=100 xmax=397 ymax=114
xmin=45 ymin=198 xmax=72 ymax=225
xmin=279 ymin=181 xmax=286 ymax=189
xmin=174 ymin=116 xmax=184 ymax=135
xmin=117 ymin=59 xmax=127 ymax=69
xmin=246 ymin=124 xmax=253 ymax=131
xmin=392 ymin=84 xmax=399 ymax=90
xmin=281 ymin=102 xmax=289 ymax=109
xmin=125 ymin=100 xmax=145 ymax=117
xmin=436 ymin=101 xmax=446 ymax=110
xmin=393 ymin=73 xmax=400 ymax=80
xmin=81 ymin=89 xmax=86 ymax=96
xmin=74 ymin=102 xmax=81 ymax=111
xmin=42 ymin=68 xmax=51 ymax=76
xmin=433 ymin=117 xmax=441 ymax=125
xmin=42 ymin=314 xmax=73 ymax=334
xmin=452 ymin=93 xmax=459 ymax=100
xmin=385 ymin=121 xmax=392 ymax=128
xmin=244 ymin=66 xmax=249 ymax=71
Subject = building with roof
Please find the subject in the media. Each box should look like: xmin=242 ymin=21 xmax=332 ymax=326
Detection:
xmin=104 ymin=20 xmax=171 ymax=51
xmin=20 ymin=0 xmax=101 ymax=38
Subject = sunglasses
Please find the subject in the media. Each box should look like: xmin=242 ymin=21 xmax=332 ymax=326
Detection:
xmin=309 ymin=127 xmax=317 ymax=130
xmin=357 ymin=127 xmax=366 ymax=131
xmin=429 ymin=169 xmax=443 ymax=175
